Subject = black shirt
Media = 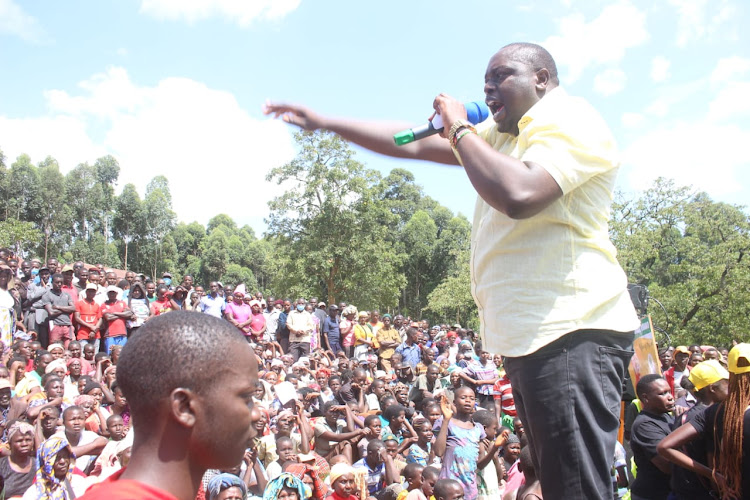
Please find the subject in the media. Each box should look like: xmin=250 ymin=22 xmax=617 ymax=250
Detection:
xmin=0 ymin=455 xmax=35 ymax=497
xmin=690 ymin=403 xmax=750 ymax=499
xmin=631 ymin=410 xmax=674 ymax=499
xmin=670 ymin=403 xmax=714 ymax=499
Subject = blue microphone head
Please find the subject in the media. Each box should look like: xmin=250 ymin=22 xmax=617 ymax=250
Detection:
xmin=465 ymin=101 xmax=490 ymax=124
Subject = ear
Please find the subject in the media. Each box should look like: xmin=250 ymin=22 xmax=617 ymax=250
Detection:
xmin=535 ymin=68 xmax=551 ymax=91
xmin=169 ymin=387 xmax=198 ymax=428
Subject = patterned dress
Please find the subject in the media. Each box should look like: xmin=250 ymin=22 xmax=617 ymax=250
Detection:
xmin=439 ymin=420 xmax=485 ymax=500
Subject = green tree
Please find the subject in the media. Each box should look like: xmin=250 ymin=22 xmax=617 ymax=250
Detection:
xmin=611 ymin=178 xmax=750 ymax=346
xmin=142 ymin=176 xmax=176 ymax=277
xmin=0 ymin=218 xmax=43 ymax=256
xmin=266 ymin=130 xmax=405 ymax=307
xmin=113 ymin=184 xmax=145 ymax=271
xmin=36 ymin=156 xmax=71 ymax=261
xmin=6 ymin=155 xmax=41 ymax=222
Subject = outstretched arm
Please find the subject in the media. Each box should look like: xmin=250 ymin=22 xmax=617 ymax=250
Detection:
xmin=263 ymin=102 xmax=458 ymax=166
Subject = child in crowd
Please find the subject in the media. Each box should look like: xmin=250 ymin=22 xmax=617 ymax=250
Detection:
xmin=406 ymin=419 xmax=437 ymax=467
xmin=399 ymin=463 xmax=424 ymax=500
xmin=473 ymin=409 xmax=510 ymax=500
xmin=434 ymin=387 xmax=485 ymax=500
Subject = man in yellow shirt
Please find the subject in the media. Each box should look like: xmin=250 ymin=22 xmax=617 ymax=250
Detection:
xmin=265 ymin=42 xmax=638 ymax=500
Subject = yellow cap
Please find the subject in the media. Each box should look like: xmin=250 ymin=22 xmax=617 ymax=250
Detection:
xmin=674 ymin=346 xmax=691 ymax=356
xmin=688 ymin=360 xmax=729 ymax=390
xmin=727 ymin=343 xmax=750 ymax=375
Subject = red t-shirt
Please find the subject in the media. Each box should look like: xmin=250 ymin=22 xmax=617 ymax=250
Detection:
xmin=150 ymin=298 xmax=172 ymax=316
xmin=79 ymin=468 xmax=178 ymax=499
xmin=101 ymin=300 xmax=128 ymax=338
xmin=75 ymin=299 xmax=102 ymax=340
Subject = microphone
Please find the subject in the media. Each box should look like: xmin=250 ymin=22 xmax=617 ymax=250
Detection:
xmin=393 ymin=101 xmax=489 ymax=146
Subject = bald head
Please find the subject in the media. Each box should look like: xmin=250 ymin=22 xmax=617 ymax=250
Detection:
xmin=501 ymin=42 xmax=559 ymax=86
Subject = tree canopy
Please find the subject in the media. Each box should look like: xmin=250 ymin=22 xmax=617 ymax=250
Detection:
xmin=2 ymin=136 xmax=749 ymax=345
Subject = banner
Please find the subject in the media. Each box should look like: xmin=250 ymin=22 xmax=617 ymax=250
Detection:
xmin=628 ymin=315 xmax=662 ymax=393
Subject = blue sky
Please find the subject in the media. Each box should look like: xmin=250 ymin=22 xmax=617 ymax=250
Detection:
xmin=1 ymin=0 xmax=748 ymax=234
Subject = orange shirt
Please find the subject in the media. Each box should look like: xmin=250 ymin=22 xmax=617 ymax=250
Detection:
xmin=75 ymin=299 xmax=101 ymax=340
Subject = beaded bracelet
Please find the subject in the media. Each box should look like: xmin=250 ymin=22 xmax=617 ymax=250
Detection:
xmin=448 ymin=119 xmax=470 ymax=143
xmin=452 ymin=127 xmax=475 ymax=148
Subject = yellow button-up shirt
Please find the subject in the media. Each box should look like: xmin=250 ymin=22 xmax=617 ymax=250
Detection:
xmin=467 ymin=87 xmax=639 ymax=357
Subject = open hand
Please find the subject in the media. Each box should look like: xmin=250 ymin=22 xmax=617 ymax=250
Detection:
xmin=262 ymin=101 xmax=324 ymax=131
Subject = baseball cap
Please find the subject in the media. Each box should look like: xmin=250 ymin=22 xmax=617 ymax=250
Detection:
xmin=0 ymin=378 xmax=11 ymax=390
xmin=727 ymin=343 xmax=750 ymax=374
xmin=61 ymin=263 xmax=75 ymax=273
xmin=674 ymin=346 xmax=691 ymax=356
xmin=85 ymin=283 xmax=98 ymax=291
xmin=106 ymin=285 xmax=122 ymax=294
xmin=688 ymin=360 xmax=729 ymax=390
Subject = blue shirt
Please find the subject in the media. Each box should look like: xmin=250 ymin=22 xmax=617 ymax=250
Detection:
xmin=395 ymin=342 xmax=421 ymax=370
xmin=200 ymin=294 xmax=226 ymax=318
xmin=353 ymin=458 xmax=386 ymax=495
xmin=322 ymin=316 xmax=340 ymax=340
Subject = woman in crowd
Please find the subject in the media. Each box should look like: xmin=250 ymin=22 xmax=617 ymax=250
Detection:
xmin=22 ymin=436 xmax=86 ymax=499
xmin=0 ymin=421 xmax=36 ymax=497
xmin=224 ymin=286 xmax=252 ymax=338
xmin=126 ymin=282 xmax=151 ymax=334
xmin=207 ymin=472 xmax=249 ymax=500
xmin=658 ymin=343 xmax=750 ymax=499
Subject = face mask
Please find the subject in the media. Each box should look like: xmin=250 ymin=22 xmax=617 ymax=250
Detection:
xmin=163 ymin=278 xmax=172 ymax=286
xmin=297 ymin=305 xmax=305 ymax=312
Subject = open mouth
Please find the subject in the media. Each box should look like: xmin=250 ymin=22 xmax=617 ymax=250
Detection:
xmin=486 ymin=98 xmax=505 ymax=120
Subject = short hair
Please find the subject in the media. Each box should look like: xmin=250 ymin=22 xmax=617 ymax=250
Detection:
xmin=275 ymin=436 xmax=293 ymax=447
xmin=636 ymin=374 xmax=664 ymax=398
xmin=519 ymin=445 xmax=535 ymax=473
xmin=403 ymin=462 xmax=424 ymax=480
xmin=117 ymin=311 xmax=247 ymax=419
xmin=364 ymin=415 xmax=381 ymax=427
xmin=434 ymin=479 xmax=462 ymax=499
xmin=63 ymin=405 xmax=83 ymax=420
xmin=422 ymin=466 xmax=439 ymax=480
xmin=367 ymin=439 xmax=384 ymax=452
xmin=35 ymin=350 xmax=51 ymax=363
xmin=502 ymin=42 xmax=560 ymax=85
xmin=107 ymin=414 xmax=124 ymax=425
xmin=322 ymin=401 xmax=339 ymax=414
xmin=472 ymin=409 xmax=497 ymax=428
xmin=383 ymin=404 xmax=407 ymax=423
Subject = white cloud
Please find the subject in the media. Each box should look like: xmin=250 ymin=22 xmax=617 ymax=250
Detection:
xmin=0 ymin=67 xmax=297 ymax=228
xmin=666 ymin=0 xmax=737 ymax=47
xmin=139 ymin=0 xmax=301 ymax=26
xmin=116 ymin=47 xmax=129 ymax=57
xmin=707 ymin=81 xmax=750 ymax=122
xmin=710 ymin=56 xmax=750 ymax=84
xmin=542 ymin=1 xmax=649 ymax=83
xmin=650 ymin=56 xmax=670 ymax=83
xmin=593 ymin=68 xmax=627 ymax=96
xmin=0 ymin=0 xmax=46 ymax=43
xmin=621 ymin=122 xmax=750 ymax=197
xmin=621 ymin=112 xmax=644 ymax=128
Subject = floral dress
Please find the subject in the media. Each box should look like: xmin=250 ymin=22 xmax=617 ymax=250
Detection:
xmin=439 ymin=419 xmax=485 ymax=500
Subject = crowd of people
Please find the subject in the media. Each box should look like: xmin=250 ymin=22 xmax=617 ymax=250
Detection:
xmin=0 ymin=246 xmax=747 ymax=500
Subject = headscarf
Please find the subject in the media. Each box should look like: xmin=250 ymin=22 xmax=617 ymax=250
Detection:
xmin=263 ymin=472 xmax=307 ymax=500
xmin=328 ymin=463 xmax=355 ymax=486
xmin=74 ymin=394 xmax=95 ymax=407
xmin=285 ymin=463 xmax=328 ymax=500
xmin=45 ymin=358 xmax=68 ymax=374
xmin=47 ymin=343 xmax=65 ymax=354
xmin=206 ymin=473 xmax=248 ymax=500
xmin=33 ymin=436 xmax=75 ymax=500
xmin=7 ymin=420 xmax=34 ymax=441
xmin=270 ymin=409 xmax=295 ymax=432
